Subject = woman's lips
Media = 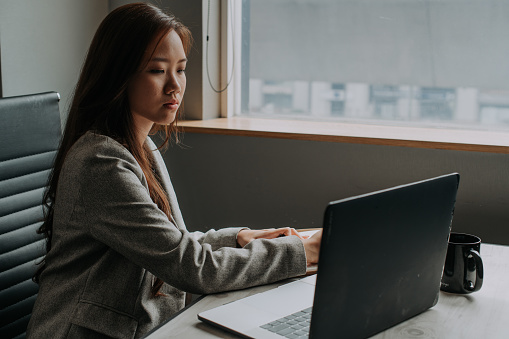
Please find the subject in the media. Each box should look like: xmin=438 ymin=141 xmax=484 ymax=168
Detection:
xmin=163 ymin=101 xmax=179 ymax=110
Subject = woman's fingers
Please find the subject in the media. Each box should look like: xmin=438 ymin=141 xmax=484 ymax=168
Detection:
xmin=237 ymin=227 xmax=314 ymax=247
xmin=269 ymin=227 xmax=305 ymax=239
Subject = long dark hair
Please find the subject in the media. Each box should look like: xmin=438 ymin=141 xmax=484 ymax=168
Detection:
xmin=34 ymin=2 xmax=193 ymax=297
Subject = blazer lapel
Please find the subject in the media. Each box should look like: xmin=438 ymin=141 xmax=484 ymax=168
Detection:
xmin=147 ymin=137 xmax=187 ymax=231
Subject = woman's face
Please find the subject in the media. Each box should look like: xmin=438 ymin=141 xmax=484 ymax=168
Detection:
xmin=128 ymin=30 xmax=187 ymax=140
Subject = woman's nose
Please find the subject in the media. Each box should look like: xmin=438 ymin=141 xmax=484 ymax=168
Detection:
xmin=164 ymin=75 xmax=181 ymax=94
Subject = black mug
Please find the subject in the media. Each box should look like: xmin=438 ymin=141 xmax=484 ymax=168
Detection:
xmin=440 ymin=232 xmax=484 ymax=294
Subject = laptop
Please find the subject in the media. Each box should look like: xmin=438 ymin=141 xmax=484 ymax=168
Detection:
xmin=198 ymin=173 xmax=459 ymax=339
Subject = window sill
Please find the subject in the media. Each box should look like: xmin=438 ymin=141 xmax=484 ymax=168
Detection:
xmin=179 ymin=117 xmax=509 ymax=154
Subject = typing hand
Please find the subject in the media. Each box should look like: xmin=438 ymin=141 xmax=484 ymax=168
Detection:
xmin=236 ymin=227 xmax=304 ymax=247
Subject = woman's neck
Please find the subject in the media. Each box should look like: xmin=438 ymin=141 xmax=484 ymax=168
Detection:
xmin=131 ymin=113 xmax=155 ymax=147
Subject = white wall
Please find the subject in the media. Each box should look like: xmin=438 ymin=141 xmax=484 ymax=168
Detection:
xmin=0 ymin=0 xmax=108 ymax=118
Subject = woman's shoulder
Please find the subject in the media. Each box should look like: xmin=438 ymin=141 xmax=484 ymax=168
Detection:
xmin=68 ymin=131 xmax=134 ymax=162
xmin=72 ymin=131 xmax=128 ymax=154
xmin=64 ymin=131 xmax=141 ymax=176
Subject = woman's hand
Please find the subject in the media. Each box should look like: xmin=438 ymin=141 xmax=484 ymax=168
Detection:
xmin=236 ymin=227 xmax=304 ymax=247
xmin=237 ymin=227 xmax=322 ymax=266
xmin=302 ymin=230 xmax=322 ymax=266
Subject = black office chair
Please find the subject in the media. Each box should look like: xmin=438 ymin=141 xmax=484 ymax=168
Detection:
xmin=0 ymin=92 xmax=62 ymax=339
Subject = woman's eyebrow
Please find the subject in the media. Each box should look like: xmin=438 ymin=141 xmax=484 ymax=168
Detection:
xmin=150 ymin=57 xmax=188 ymax=63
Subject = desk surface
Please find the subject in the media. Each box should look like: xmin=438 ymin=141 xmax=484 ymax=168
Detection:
xmin=146 ymin=244 xmax=509 ymax=339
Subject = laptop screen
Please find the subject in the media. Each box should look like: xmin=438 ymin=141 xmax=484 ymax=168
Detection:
xmin=310 ymin=173 xmax=459 ymax=338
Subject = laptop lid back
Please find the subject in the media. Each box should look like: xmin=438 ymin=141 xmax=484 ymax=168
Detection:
xmin=310 ymin=173 xmax=459 ymax=339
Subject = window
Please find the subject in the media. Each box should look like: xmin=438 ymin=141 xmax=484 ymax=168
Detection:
xmin=236 ymin=0 xmax=509 ymax=131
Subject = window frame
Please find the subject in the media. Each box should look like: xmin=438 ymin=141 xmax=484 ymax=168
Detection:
xmin=195 ymin=0 xmax=509 ymax=154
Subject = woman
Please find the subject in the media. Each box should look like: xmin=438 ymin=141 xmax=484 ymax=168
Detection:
xmin=27 ymin=3 xmax=321 ymax=338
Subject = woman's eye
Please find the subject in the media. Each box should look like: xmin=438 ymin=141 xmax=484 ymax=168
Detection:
xmin=149 ymin=69 xmax=164 ymax=74
xmin=178 ymin=69 xmax=186 ymax=74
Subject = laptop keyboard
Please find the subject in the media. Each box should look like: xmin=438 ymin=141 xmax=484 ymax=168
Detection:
xmin=259 ymin=307 xmax=312 ymax=338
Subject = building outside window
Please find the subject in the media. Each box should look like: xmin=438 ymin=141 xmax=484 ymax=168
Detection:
xmin=237 ymin=0 xmax=509 ymax=131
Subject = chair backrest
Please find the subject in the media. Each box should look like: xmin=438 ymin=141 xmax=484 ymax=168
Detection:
xmin=0 ymin=92 xmax=62 ymax=339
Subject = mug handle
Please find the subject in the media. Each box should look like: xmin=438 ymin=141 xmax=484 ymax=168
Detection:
xmin=464 ymin=249 xmax=484 ymax=292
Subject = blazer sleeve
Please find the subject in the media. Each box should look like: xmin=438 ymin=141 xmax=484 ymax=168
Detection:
xmin=77 ymin=137 xmax=307 ymax=295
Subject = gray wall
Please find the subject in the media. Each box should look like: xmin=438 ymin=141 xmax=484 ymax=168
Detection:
xmin=0 ymin=0 xmax=108 ymax=117
xmin=0 ymin=0 xmax=216 ymax=120
xmin=164 ymin=132 xmax=509 ymax=246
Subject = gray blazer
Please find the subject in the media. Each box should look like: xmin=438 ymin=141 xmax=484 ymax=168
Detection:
xmin=26 ymin=132 xmax=306 ymax=339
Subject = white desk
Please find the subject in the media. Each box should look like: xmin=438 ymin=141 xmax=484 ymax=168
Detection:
xmin=145 ymin=244 xmax=509 ymax=338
